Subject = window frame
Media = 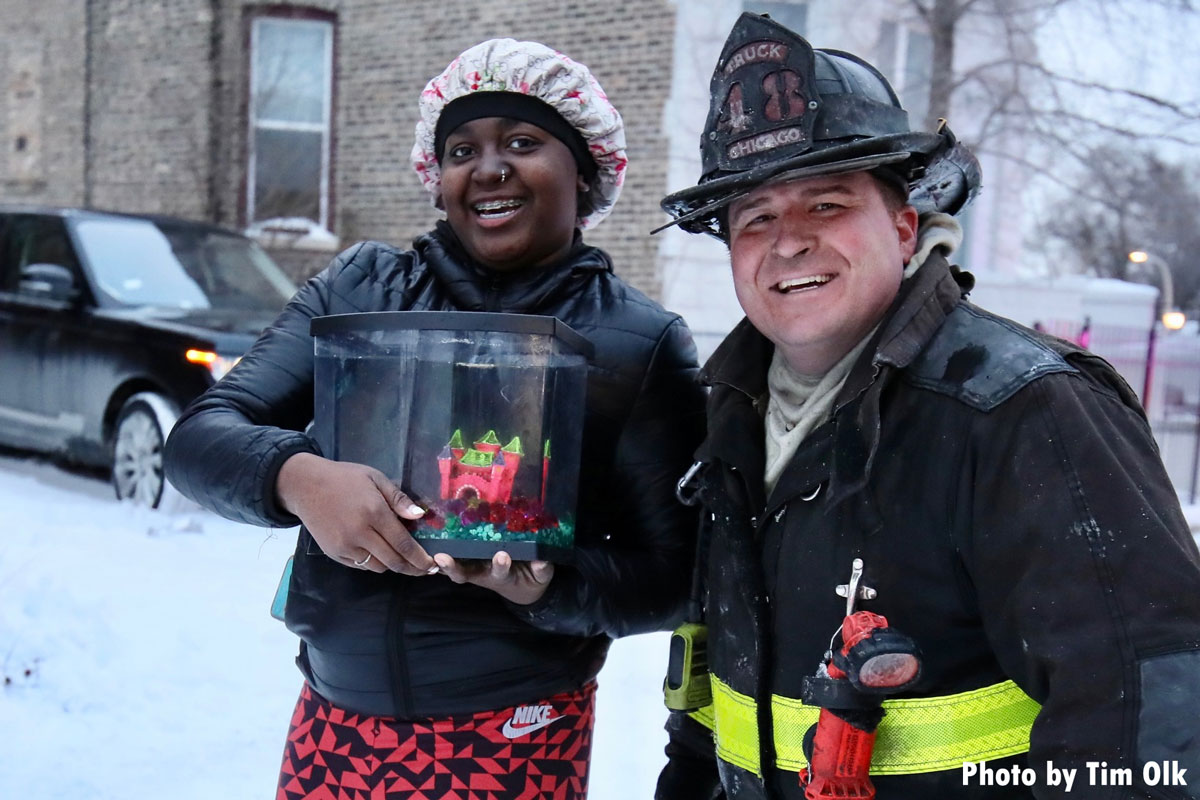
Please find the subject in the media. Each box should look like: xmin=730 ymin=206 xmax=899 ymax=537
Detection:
xmin=245 ymin=9 xmax=335 ymax=230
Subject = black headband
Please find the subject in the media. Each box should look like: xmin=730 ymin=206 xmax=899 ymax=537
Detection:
xmin=434 ymin=93 xmax=597 ymax=181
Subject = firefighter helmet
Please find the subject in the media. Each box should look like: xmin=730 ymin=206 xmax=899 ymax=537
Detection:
xmin=657 ymin=13 xmax=981 ymax=239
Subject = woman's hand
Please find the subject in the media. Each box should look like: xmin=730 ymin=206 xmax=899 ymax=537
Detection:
xmin=276 ymin=452 xmax=436 ymax=575
xmin=433 ymin=551 xmax=555 ymax=605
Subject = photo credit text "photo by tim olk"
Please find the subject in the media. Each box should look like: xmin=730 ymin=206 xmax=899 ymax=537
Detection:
xmin=962 ymin=761 xmax=1188 ymax=792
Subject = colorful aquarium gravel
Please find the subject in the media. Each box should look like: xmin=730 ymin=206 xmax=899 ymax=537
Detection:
xmin=415 ymin=495 xmax=574 ymax=549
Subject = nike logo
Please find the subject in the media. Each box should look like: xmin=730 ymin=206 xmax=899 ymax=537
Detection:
xmin=500 ymin=703 xmax=565 ymax=739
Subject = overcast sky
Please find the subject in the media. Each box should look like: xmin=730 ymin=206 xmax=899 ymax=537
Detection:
xmin=1038 ymin=1 xmax=1200 ymax=156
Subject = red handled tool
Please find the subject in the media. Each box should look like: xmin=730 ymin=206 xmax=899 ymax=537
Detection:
xmin=798 ymin=560 xmax=921 ymax=800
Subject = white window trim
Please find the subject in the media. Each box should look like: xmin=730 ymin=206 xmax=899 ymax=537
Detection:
xmin=246 ymin=16 xmax=333 ymax=230
xmin=743 ymin=1 xmax=808 ymax=36
xmin=880 ymin=21 xmax=931 ymax=123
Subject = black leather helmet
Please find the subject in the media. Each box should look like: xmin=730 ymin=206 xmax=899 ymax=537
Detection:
xmin=656 ymin=12 xmax=981 ymax=239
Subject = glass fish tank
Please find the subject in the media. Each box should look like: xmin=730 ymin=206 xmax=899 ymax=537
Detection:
xmin=311 ymin=311 xmax=591 ymax=563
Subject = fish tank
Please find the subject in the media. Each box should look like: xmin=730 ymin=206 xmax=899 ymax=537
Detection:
xmin=310 ymin=311 xmax=592 ymax=563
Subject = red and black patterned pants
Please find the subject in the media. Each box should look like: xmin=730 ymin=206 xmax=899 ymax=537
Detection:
xmin=277 ymin=681 xmax=596 ymax=800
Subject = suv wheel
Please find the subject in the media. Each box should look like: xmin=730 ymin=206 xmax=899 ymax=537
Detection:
xmin=112 ymin=392 xmax=179 ymax=508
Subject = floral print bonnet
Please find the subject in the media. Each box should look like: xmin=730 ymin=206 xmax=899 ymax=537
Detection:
xmin=412 ymin=39 xmax=627 ymax=230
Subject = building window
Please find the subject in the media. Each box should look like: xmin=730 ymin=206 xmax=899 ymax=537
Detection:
xmin=248 ymin=15 xmax=333 ymax=228
xmin=876 ymin=21 xmax=932 ymax=127
xmin=745 ymin=1 xmax=808 ymax=36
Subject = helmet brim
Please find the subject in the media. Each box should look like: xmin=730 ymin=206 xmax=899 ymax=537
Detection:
xmin=655 ymin=129 xmax=979 ymax=238
xmin=653 ymin=150 xmax=912 ymax=235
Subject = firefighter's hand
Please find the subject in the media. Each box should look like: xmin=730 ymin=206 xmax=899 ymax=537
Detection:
xmin=275 ymin=452 xmax=436 ymax=576
xmin=433 ymin=551 xmax=555 ymax=605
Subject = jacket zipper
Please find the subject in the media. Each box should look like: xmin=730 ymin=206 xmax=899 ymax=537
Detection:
xmin=484 ymin=277 xmax=501 ymax=312
xmin=387 ymin=581 xmax=413 ymax=717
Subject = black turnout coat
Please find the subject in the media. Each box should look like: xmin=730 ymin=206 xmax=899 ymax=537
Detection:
xmin=659 ymin=253 xmax=1200 ymax=800
xmin=165 ymin=223 xmax=706 ymax=718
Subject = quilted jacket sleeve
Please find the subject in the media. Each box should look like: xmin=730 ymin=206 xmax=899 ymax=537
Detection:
xmin=508 ymin=316 xmax=707 ymax=638
xmin=964 ymin=363 xmax=1200 ymax=799
xmin=164 ymin=245 xmax=366 ymax=527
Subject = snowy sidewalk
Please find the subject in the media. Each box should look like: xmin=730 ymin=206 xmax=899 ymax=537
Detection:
xmin=0 ymin=455 xmax=669 ymax=800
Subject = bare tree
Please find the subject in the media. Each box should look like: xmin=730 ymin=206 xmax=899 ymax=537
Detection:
xmin=1040 ymin=145 xmax=1200 ymax=311
xmin=897 ymin=0 xmax=1200 ymax=195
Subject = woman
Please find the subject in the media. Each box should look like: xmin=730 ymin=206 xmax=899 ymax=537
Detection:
xmin=164 ymin=39 xmax=705 ymax=799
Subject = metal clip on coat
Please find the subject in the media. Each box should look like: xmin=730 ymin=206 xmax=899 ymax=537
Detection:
xmin=798 ymin=559 xmax=922 ymax=800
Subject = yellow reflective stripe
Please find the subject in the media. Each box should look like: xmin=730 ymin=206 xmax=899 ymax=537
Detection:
xmin=712 ymin=676 xmax=762 ymax=774
xmin=701 ymin=675 xmax=1041 ymax=777
xmin=770 ymin=693 xmax=819 ymax=772
xmin=864 ymin=681 xmax=1042 ymax=774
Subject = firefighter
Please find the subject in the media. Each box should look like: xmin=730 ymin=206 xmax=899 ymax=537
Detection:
xmin=653 ymin=12 xmax=1200 ymax=800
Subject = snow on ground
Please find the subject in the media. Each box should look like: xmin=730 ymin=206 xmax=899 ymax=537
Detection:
xmin=0 ymin=454 xmax=669 ymax=799
xmin=5 ymin=452 xmax=1199 ymax=800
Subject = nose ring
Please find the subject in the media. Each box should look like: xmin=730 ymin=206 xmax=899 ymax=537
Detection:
xmin=499 ymin=167 xmax=508 ymax=183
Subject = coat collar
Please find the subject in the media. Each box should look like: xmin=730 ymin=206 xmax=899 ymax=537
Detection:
xmin=700 ymin=316 xmax=774 ymax=403
xmin=873 ymin=250 xmax=972 ymax=372
xmin=829 ymin=251 xmax=969 ymax=510
xmin=414 ymin=221 xmax=611 ymax=314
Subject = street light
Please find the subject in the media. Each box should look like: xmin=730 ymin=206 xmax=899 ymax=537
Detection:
xmin=1127 ymin=250 xmax=1185 ymax=410
xmin=1163 ymin=310 xmax=1188 ymax=331
xmin=1129 ymin=252 xmax=1200 ymax=503
xmin=1129 ymin=250 xmax=1185 ymax=329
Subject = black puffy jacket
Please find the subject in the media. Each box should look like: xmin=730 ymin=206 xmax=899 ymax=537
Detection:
xmin=165 ymin=223 xmax=706 ymax=718
xmin=658 ymin=253 xmax=1200 ymax=800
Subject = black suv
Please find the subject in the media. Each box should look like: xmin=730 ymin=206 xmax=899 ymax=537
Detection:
xmin=0 ymin=206 xmax=298 ymax=507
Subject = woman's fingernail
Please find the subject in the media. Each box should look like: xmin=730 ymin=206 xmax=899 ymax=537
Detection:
xmin=427 ymin=566 xmax=440 ymax=575
xmin=408 ymin=504 xmax=425 ymax=516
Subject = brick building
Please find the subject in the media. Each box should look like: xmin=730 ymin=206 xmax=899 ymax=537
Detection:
xmin=0 ymin=0 xmax=675 ymax=295
xmin=0 ymin=0 xmax=1021 ymax=349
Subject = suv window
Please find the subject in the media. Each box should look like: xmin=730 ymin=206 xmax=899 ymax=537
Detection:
xmin=75 ymin=218 xmax=211 ymax=308
xmin=0 ymin=214 xmax=81 ymax=293
xmin=73 ymin=216 xmax=294 ymax=311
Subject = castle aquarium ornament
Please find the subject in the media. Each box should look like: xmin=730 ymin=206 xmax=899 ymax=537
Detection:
xmin=310 ymin=311 xmax=592 ymax=562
